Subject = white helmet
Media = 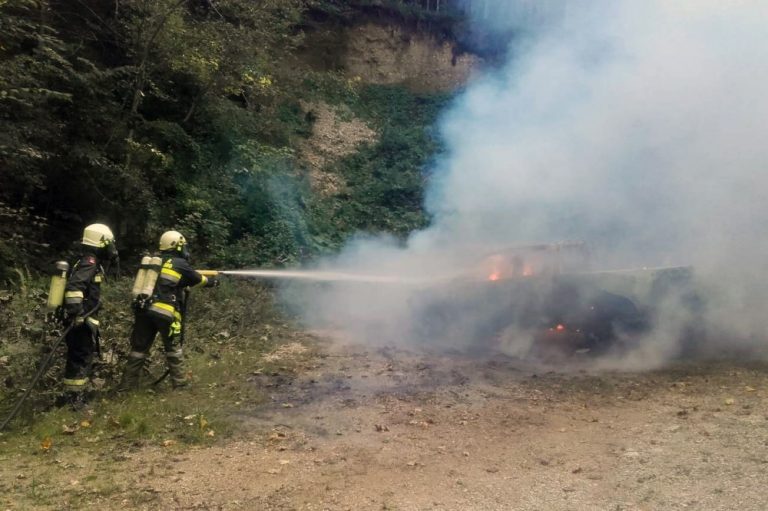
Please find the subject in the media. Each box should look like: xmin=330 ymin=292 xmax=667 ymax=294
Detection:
xmin=159 ymin=230 xmax=187 ymax=252
xmin=82 ymin=224 xmax=115 ymax=248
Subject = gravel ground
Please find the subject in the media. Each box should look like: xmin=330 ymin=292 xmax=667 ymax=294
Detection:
xmin=139 ymin=341 xmax=768 ymax=510
xmin=3 ymin=339 xmax=767 ymax=510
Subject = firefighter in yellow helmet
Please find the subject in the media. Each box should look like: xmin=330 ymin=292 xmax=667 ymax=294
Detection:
xmin=120 ymin=231 xmax=218 ymax=389
xmin=61 ymin=223 xmax=118 ymax=407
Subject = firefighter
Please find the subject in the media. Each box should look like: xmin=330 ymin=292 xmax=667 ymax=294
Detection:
xmin=120 ymin=231 xmax=218 ymax=390
xmin=61 ymin=223 xmax=118 ymax=406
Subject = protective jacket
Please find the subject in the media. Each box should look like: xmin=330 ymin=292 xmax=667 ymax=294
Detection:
xmin=62 ymin=252 xmax=103 ymax=391
xmin=147 ymin=254 xmax=209 ymax=322
xmin=64 ymin=253 xmax=103 ymax=318
xmin=122 ymin=252 xmax=213 ymax=389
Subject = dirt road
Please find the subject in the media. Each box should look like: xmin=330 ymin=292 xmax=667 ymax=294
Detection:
xmin=3 ymin=336 xmax=766 ymax=510
xmin=108 ymin=339 xmax=768 ymax=511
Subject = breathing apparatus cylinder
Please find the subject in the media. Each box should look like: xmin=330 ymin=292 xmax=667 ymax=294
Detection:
xmin=131 ymin=256 xmax=151 ymax=298
xmin=46 ymin=261 xmax=70 ymax=312
xmin=140 ymin=256 xmax=162 ymax=297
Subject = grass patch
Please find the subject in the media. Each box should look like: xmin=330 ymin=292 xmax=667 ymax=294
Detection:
xmin=0 ymin=277 xmax=304 ymax=452
xmin=0 ymin=275 xmax=313 ymax=509
xmin=0 ymin=275 xmax=313 ymax=510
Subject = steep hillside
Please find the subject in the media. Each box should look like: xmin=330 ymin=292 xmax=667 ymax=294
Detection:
xmin=0 ymin=0 xmax=478 ymax=281
xmin=303 ymin=22 xmax=481 ymax=92
xmin=298 ymin=100 xmax=377 ymax=195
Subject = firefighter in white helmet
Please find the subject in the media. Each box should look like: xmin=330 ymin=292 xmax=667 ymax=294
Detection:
xmin=120 ymin=230 xmax=218 ymax=389
xmin=61 ymin=223 xmax=118 ymax=407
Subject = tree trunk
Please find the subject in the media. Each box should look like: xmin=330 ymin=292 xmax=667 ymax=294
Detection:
xmin=183 ymin=94 xmax=201 ymax=123
xmin=124 ymin=0 xmax=187 ymax=170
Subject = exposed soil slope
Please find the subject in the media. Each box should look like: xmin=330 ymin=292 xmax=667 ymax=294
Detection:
xmin=302 ymin=22 xmax=482 ymax=93
xmin=344 ymin=24 xmax=481 ymax=92
xmin=299 ymin=101 xmax=377 ymax=195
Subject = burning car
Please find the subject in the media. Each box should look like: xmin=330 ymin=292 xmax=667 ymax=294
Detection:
xmin=412 ymin=242 xmax=699 ymax=357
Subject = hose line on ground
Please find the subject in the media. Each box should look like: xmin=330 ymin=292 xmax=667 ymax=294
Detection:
xmin=0 ymin=303 xmax=100 ymax=432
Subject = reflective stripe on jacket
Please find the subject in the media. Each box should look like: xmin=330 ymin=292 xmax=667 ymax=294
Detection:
xmin=148 ymin=254 xmax=208 ymax=319
xmin=64 ymin=254 xmax=103 ymax=317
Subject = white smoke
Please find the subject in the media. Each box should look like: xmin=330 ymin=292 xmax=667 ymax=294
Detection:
xmin=287 ymin=0 xmax=768 ymax=367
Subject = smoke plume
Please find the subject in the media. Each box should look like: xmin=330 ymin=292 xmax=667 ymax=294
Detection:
xmin=286 ymin=0 xmax=768 ymax=367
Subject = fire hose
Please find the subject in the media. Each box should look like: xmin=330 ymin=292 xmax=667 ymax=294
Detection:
xmin=0 ymin=304 xmax=99 ymax=432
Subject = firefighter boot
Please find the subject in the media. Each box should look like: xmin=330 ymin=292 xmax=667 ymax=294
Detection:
xmin=54 ymin=390 xmax=85 ymax=410
xmin=166 ymin=349 xmax=188 ymax=388
xmin=69 ymin=390 xmax=89 ymax=411
xmin=119 ymin=351 xmax=148 ymax=391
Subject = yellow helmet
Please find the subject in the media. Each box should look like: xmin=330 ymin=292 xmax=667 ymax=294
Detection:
xmin=159 ymin=230 xmax=187 ymax=252
xmin=82 ymin=224 xmax=115 ymax=248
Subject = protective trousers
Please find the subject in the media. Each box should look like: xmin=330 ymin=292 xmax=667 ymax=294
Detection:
xmin=63 ymin=320 xmax=99 ymax=392
xmin=121 ymin=310 xmax=186 ymax=389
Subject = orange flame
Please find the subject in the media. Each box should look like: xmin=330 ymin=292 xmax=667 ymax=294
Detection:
xmin=488 ymin=272 xmax=500 ymax=281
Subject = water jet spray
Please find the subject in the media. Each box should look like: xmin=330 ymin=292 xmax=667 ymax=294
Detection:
xmin=197 ymin=269 xmax=433 ymax=285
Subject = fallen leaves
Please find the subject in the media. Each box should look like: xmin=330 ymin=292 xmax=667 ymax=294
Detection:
xmin=62 ymin=423 xmax=79 ymax=435
xmin=40 ymin=437 xmax=53 ymax=452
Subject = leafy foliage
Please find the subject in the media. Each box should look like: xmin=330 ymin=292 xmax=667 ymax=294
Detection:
xmin=308 ymin=85 xmax=449 ymax=249
xmin=0 ymin=0 xmax=455 ymax=279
